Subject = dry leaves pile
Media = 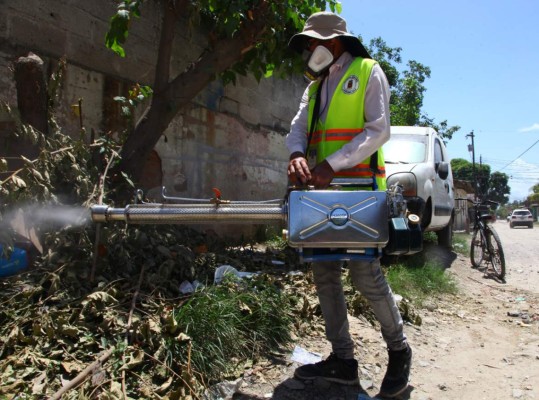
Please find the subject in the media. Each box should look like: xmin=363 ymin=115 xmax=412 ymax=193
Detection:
xmin=0 ymin=221 xmax=311 ymax=399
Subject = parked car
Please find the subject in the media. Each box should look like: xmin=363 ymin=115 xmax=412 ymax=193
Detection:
xmin=508 ymin=209 xmax=534 ymax=229
xmin=383 ymin=126 xmax=455 ymax=247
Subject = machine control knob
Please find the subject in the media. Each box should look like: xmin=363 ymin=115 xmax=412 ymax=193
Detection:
xmin=329 ymin=207 xmax=349 ymax=226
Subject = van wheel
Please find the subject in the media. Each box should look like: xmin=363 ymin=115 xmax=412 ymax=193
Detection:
xmin=437 ymin=217 xmax=453 ymax=248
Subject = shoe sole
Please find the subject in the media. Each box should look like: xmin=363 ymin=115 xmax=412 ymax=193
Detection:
xmin=294 ymin=372 xmax=359 ymax=386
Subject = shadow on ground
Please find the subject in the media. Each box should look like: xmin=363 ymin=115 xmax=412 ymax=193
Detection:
xmin=234 ymin=378 xmax=414 ymax=400
xmin=382 ymin=241 xmax=458 ymax=270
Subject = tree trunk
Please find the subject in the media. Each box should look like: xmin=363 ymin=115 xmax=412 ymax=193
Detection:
xmin=14 ymin=52 xmax=49 ymax=136
xmin=2 ymin=53 xmax=49 ymax=173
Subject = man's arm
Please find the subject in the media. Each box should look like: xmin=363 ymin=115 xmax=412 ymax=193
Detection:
xmin=286 ymin=85 xmax=313 ymax=185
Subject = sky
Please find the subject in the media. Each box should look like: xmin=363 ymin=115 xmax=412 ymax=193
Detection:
xmin=339 ymin=0 xmax=539 ymax=201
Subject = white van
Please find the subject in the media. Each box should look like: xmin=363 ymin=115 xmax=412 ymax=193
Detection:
xmin=383 ymin=126 xmax=455 ymax=247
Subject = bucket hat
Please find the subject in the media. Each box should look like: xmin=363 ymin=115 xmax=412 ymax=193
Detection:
xmin=288 ymin=11 xmax=371 ymax=59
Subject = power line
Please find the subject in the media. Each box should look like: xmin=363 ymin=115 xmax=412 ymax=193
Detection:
xmin=499 ymin=138 xmax=539 ymax=171
xmin=482 ymin=157 xmax=539 ymax=168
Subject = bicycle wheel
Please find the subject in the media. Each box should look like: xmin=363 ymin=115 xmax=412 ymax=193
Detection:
xmin=470 ymin=228 xmax=484 ymax=268
xmin=485 ymin=227 xmax=506 ymax=280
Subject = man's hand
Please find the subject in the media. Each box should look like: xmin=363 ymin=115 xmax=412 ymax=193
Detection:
xmin=288 ymin=152 xmax=311 ymax=185
xmin=309 ymin=160 xmax=334 ymax=189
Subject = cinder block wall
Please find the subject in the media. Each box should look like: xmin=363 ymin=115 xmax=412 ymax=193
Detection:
xmin=0 ymin=0 xmax=307 ymax=238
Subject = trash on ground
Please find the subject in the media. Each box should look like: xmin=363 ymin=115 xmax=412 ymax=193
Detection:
xmin=0 ymin=245 xmax=28 ymax=277
xmin=214 ymin=265 xmax=258 ymax=284
xmin=179 ymin=280 xmax=203 ymax=294
xmin=290 ymin=345 xmax=322 ymax=365
xmin=203 ymin=378 xmax=242 ymax=400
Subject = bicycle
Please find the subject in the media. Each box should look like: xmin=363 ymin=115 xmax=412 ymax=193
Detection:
xmin=462 ymin=198 xmax=506 ymax=281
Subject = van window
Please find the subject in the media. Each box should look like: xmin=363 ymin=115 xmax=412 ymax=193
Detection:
xmin=434 ymin=138 xmax=444 ymax=163
xmin=383 ymin=134 xmax=427 ymax=163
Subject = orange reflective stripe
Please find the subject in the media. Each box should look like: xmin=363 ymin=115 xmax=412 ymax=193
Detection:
xmin=325 ymin=128 xmax=364 ymax=134
xmin=336 ymin=171 xmax=386 ymax=178
xmin=335 ymin=164 xmax=386 ymax=178
xmin=310 ymin=128 xmax=364 ymax=144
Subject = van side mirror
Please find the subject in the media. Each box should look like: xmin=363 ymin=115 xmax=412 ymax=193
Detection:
xmin=437 ymin=162 xmax=449 ymax=180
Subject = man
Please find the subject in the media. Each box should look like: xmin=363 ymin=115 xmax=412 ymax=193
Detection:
xmin=286 ymin=11 xmax=412 ymax=398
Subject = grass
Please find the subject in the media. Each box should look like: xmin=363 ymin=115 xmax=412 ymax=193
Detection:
xmin=385 ymin=260 xmax=458 ymax=306
xmin=383 ymin=231 xmax=463 ymax=306
xmin=171 ymin=273 xmax=294 ymax=384
xmin=452 ymin=232 xmax=470 ymax=256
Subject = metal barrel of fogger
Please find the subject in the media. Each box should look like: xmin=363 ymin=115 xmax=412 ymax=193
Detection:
xmin=90 ymin=203 xmax=286 ymax=224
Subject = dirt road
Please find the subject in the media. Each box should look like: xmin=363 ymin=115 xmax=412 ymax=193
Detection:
xmin=233 ymin=221 xmax=539 ymax=400
xmin=404 ymin=221 xmax=539 ymax=400
xmin=496 ymin=220 xmax=539 ymax=293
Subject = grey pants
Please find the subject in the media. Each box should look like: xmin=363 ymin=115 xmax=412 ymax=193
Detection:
xmin=311 ymin=258 xmax=407 ymax=360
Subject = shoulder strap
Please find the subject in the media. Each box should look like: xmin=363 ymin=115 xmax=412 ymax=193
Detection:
xmin=306 ymin=79 xmax=324 ymax=150
xmin=370 ymin=150 xmax=380 ymax=174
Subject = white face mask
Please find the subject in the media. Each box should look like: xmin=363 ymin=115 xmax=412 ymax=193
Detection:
xmin=304 ymin=45 xmax=334 ymax=81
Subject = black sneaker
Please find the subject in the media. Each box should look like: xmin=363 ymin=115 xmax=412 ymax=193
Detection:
xmin=379 ymin=344 xmax=412 ymax=397
xmin=294 ymin=353 xmax=359 ymax=385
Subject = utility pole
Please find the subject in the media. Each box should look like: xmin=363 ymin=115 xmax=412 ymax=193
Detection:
xmin=466 ymin=130 xmax=477 ymax=200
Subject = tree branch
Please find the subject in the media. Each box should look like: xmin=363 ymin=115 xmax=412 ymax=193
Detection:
xmin=49 ymin=347 xmax=115 ymax=400
xmin=153 ymin=0 xmax=178 ymax=94
xmin=118 ymin=1 xmax=271 ymax=180
xmin=168 ymin=1 xmax=270 ymax=104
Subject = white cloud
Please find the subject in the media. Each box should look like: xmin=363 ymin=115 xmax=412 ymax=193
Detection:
xmin=519 ymin=123 xmax=539 ymax=132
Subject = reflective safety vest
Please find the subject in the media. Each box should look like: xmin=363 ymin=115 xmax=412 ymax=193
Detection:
xmin=306 ymin=57 xmax=387 ymax=191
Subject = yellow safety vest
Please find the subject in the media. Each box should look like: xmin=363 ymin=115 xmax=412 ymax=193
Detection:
xmin=306 ymin=57 xmax=387 ymax=191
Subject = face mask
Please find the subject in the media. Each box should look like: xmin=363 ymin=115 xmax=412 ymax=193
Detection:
xmin=304 ymin=45 xmax=334 ymax=81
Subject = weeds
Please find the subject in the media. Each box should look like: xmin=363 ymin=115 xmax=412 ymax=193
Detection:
xmin=386 ymin=260 xmax=458 ymax=307
xmin=172 ymin=274 xmax=293 ymax=383
xmin=452 ymin=232 xmax=470 ymax=255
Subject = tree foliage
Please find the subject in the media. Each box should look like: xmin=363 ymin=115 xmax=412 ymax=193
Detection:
xmin=451 ymin=158 xmax=510 ymax=204
xmin=366 ymin=38 xmax=460 ymax=142
xmin=526 ymin=182 xmax=539 ymax=204
xmin=487 ymin=171 xmax=510 ymax=205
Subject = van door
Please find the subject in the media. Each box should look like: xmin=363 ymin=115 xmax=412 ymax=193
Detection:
xmin=432 ymin=137 xmax=453 ymax=227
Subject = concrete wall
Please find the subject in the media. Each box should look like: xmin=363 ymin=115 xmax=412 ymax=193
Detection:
xmin=0 ymin=0 xmax=306 ymax=237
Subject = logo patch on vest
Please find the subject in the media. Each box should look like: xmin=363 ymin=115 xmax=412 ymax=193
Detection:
xmin=342 ymin=75 xmax=359 ymax=94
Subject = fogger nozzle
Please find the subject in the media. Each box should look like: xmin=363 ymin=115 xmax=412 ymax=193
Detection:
xmin=90 ymin=203 xmax=286 ymax=225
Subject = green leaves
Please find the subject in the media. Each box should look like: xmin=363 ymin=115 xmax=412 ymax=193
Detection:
xmin=451 ymin=158 xmax=510 ymax=203
xmin=105 ymin=0 xmax=142 ymax=57
xmin=367 ymin=37 xmax=460 ymax=137
xmin=113 ymin=84 xmax=153 ymax=118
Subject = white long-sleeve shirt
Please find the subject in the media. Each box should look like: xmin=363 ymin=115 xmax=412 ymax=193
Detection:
xmin=286 ymin=51 xmax=391 ymax=172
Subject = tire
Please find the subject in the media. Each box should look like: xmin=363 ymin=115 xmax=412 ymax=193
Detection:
xmin=470 ymin=228 xmax=484 ymax=268
xmin=530 ymin=223 xmax=534 ymax=229
xmin=485 ymin=228 xmax=506 ymax=281
xmin=510 ymin=223 xmax=514 ymax=229
xmin=437 ymin=217 xmax=453 ymax=248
